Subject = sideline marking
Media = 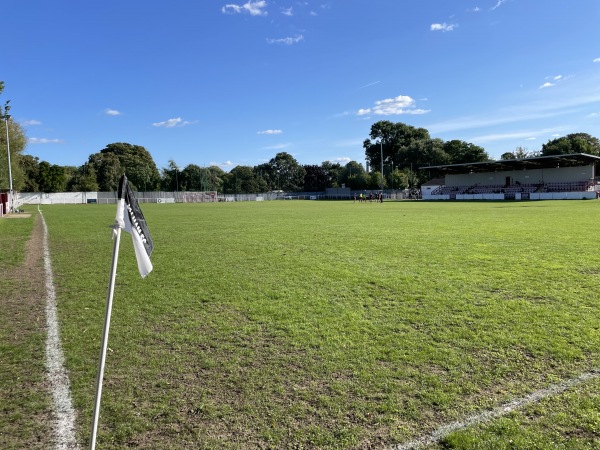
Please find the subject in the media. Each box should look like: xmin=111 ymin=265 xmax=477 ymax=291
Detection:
xmin=391 ymin=368 xmax=600 ymax=450
xmin=42 ymin=214 xmax=79 ymax=449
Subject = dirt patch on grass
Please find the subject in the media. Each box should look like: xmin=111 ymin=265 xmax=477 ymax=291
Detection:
xmin=0 ymin=214 xmax=55 ymax=449
xmin=4 ymin=213 xmax=33 ymax=219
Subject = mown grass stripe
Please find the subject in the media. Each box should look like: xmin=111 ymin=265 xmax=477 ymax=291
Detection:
xmin=43 ymin=213 xmax=79 ymax=449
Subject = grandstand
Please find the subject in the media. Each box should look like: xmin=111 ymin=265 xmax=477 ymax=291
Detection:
xmin=421 ymin=153 xmax=600 ymax=201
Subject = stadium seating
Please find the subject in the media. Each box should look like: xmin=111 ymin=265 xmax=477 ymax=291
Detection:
xmin=430 ymin=181 xmax=593 ymax=196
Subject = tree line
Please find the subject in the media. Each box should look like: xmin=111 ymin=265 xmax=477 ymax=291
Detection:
xmin=2 ymin=82 xmax=599 ymax=194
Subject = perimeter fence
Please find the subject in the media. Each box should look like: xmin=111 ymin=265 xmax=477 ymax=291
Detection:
xmin=17 ymin=190 xmax=408 ymax=206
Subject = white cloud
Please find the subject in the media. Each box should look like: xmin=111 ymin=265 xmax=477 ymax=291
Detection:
xmin=357 ymin=80 xmax=380 ymax=90
xmin=29 ymin=137 xmax=64 ymax=144
xmin=469 ymin=127 xmax=569 ymax=144
xmin=104 ymin=108 xmax=121 ymax=116
xmin=211 ymin=160 xmax=235 ymax=167
xmin=357 ymin=95 xmax=430 ymax=116
xmin=266 ymin=35 xmax=304 ymax=45
xmin=22 ymin=119 xmax=41 ymax=126
xmin=334 ymin=157 xmax=351 ymax=163
xmin=258 ymin=129 xmax=283 ymax=134
xmin=539 ymin=82 xmax=555 ymax=89
xmin=263 ymin=143 xmax=291 ymax=150
xmin=152 ymin=117 xmax=195 ymax=128
xmin=282 ymin=7 xmax=293 ymax=16
xmin=492 ymin=0 xmax=507 ymax=10
xmin=594 ymin=58 xmax=600 ymax=63
xmin=431 ymin=23 xmax=457 ymax=32
xmin=222 ymin=1 xmax=268 ymax=16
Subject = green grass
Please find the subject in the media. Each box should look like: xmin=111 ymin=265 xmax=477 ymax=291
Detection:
xmin=0 ymin=214 xmax=33 ymax=268
xmin=38 ymin=200 xmax=600 ymax=448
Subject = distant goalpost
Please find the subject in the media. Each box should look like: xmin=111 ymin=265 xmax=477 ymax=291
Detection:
xmin=180 ymin=191 xmax=218 ymax=203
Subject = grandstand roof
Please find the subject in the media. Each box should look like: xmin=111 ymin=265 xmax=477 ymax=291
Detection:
xmin=423 ymin=153 xmax=600 ymax=175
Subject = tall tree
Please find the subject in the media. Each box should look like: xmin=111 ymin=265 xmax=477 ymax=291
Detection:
xmin=89 ymin=142 xmax=160 ymax=191
xmin=226 ymin=165 xmax=265 ymax=194
xmin=37 ymin=161 xmax=67 ymax=192
xmin=259 ymin=152 xmax=306 ymax=192
xmin=303 ymin=165 xmax=329 ymax=192
xmin=161 ymin=160 xmax=180 ymax=191
xmin=442 ymin=139 xmax=489 ymax=164
xmin=207 ymin=165 xmax=225 ymax=192
xmin=19 ymin=155 xmax=40 ymax=192
xmin=88 ymin=151 xmax=123 ymax=191
xmin=541 ymin=133 xmax=600 ymax=156
xmin=180 ymin=164 xmax=204 ymax=191
xmin=339 ymin=161 xmax=366 ymax=189
xmin=321 ymin=161 xmax=343 ymax=188
xmin=67 ymin=163 xmax=99 ymax=191
xmin=363 ymin=121 xmax=431 ymax=172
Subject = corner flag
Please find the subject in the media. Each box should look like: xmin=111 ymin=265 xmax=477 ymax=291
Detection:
xmin=115 ymin=175 xmax=154 ymax=277
xmin=90 ymin=174 xmax=155 ymax=450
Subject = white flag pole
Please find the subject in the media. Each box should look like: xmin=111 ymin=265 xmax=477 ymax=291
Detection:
xmin=89 ymin=224 xmax=122 ymax=450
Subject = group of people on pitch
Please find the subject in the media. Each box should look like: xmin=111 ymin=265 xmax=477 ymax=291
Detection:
xmin=355 ymin=192 xmax=383 ymax=203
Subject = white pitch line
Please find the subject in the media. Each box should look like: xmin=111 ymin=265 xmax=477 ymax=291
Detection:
xmin=42 ymin=214 xmax=80 ymax=449
xmin=391 ymin=368 xmax=600 ymax=450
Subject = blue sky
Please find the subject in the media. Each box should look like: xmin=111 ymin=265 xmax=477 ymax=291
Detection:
xmin=3 ymin=0 xmax=600 ymax=171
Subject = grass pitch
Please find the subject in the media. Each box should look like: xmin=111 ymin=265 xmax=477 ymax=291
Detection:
xmin=28 ymin=200 xmax=600 ymax=448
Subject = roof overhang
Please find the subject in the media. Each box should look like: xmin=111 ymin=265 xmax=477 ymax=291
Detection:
xmin=422 ymin=153 xmax=600 ymax=175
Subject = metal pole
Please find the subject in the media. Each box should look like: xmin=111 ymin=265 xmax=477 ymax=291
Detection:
xmin=3 ymin=104 xmax=14 ymax=212
xmin=380 ymin=141 xmax=384 ymax=192
xmin=89 ymin=225 xmax=122 ymax=450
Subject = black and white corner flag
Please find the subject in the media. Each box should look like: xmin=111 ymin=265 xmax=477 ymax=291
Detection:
xmin=115 ymin=175 xmax=154 ymax=277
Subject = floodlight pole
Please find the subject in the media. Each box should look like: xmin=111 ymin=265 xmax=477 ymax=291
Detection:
xmin=2 ymin=101 xmax=13 ymax=212
xmin=380 ymin=140 xmax=384 ymax=192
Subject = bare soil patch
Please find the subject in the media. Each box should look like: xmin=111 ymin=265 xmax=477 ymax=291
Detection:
xmin=4 ymin=213 xmax=33 ymax=219
xmin=0 ymin=214 xmax=54 ymax=449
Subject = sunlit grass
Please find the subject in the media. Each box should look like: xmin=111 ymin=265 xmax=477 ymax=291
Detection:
xmin=40 ymin=200 xmax=600 ymax=449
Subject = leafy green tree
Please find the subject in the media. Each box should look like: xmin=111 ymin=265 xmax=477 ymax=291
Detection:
xmin=368 ymin=170 xmax=384 ymax=190
xmin=321 ymin=161 xmax=343 ymax=188
xmin=88 ymin=142 xmax=160 ymax=191
xmin=364 ymin=121 xmax=491 ymax=187
xmin=303 ymin=165 xmax=328 ymax=192
xmin=391 ymin=168 xmax=409 ymax=190
xmin=38 ymin=161 xmax=67 ymax=192
xmin=363 ymin=120 xmax=431 ymax=172
xmin=161 ymin=160 xmax=180 ymax=191
xmin=19 ymin=155 xmax=40 ymax=191
xmin=442 ymin=139 xmax=489 ymax=164
xmin=501 ymin=152 xmax=516 ymax=160
xmin=88 ymin=151 xmax=123 ymax=191
xmin=207 ymin=166 xmax=225 ymax=192
xmin=226 ymin=165 xmax=265 ymax=193
xmin=259 ymin=152 xmax=306 ymax=192
xmin=338 ymin=161 xmax=366 ymax=189
xmin=541 ymin=133 xmax=600 ymax=156
xmin=68 ymin=163 xmax=99 ymax=191
xmin=180 ymin=164 xmax=203 ymax=191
